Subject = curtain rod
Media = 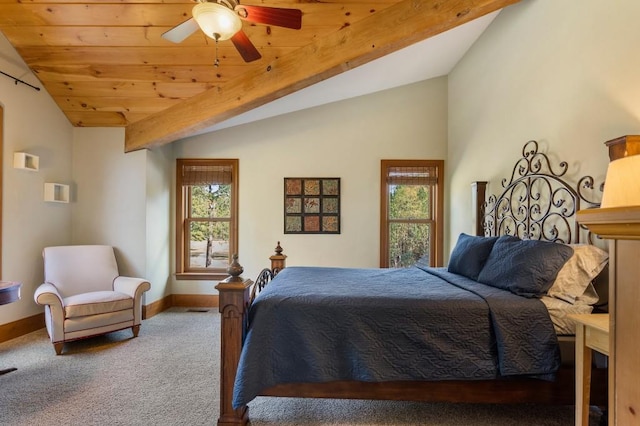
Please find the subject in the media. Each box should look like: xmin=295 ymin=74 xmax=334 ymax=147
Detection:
xmin=0 ymin=70 xmax=40 ymax=91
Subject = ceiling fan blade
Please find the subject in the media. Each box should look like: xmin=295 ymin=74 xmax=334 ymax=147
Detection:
xmin=237 ymin=5 xmax=302 ymax=30
xmin=162 ymin=18 xmax=200 ymax=43
xmin=231 ymin=30 xmax=262 ymax=62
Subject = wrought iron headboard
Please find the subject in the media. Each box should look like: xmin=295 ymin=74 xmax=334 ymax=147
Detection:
xmin=481 ymin=140 xmax=602 ymax=244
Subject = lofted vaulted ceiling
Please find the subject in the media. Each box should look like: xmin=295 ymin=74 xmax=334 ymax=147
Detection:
xmin=0 ymin=0 xmax=520 ymax=152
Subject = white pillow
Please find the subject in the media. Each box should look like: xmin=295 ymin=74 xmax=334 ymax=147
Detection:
xmin=546 ymin=244 xmax=608 ymax=305
xmin=540 ymin=295 xmax=594 ymax=335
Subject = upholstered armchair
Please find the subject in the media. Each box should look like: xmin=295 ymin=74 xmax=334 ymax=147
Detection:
xmin=34 ymin=245 xmax=151 ymax=355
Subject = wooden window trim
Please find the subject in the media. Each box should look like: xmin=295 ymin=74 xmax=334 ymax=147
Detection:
xmin=0 ymin=107 xmax=3 ymax=277
xmin=175 ymin=158 xmax=238 ymax=279
xmin=380 ymin=159 xmax=444 ymax=267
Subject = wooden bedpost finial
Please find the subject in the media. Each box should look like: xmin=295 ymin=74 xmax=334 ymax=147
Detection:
xmin=270 ymin=242 xmax=286 ymax=275
xmin=227 ymin=253 xmax=244 ymax=278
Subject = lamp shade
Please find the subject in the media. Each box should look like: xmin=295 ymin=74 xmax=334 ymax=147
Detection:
xmin=192 ymin=2 xmax=242 ymax=41
xmin=601 ymin=153 xmax=640 ymax=208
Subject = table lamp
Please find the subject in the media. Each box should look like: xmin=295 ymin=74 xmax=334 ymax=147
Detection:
xmin=600 ymin=135 xmax=640 ymax=208
xmin=577 ymin=135 xmax=640 ymax=239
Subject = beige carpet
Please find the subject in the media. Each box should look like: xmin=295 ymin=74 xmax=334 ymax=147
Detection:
xmin=0 ymin=308 xmax=603 ymax=425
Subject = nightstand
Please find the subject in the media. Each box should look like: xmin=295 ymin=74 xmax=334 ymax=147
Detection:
xmin=578 ymin=205 xmax=640 ymax=425
xmin=569 ymin=313 xmax=609 ymax=426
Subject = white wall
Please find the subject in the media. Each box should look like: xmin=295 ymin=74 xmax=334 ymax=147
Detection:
xmin=0 ymin=33 xmax=73 ymax=326
xmin=7 ymin=75 xmax=446 ymax=309
xmin=71 ymin=128 xmax=146 ymax=275
xmin=69 ymin=77 xmax=448 ymax=301
xmin=447 ymin=0 xmax=640 ymax=252
xmin=144 ymin=145 xmax=173 ymax=303
xmin=70 ymin=128 xmax=172 ymax=305
xmin=173 ymin=77 xmax=448 ymax=289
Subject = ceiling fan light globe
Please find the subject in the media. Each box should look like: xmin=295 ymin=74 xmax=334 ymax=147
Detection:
xmin=193 ymin=2 xmax=242 ymax=41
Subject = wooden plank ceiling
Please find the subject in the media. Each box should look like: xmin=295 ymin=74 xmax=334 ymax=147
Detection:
xmin=0 ymin=0 xmax=520 ymax=151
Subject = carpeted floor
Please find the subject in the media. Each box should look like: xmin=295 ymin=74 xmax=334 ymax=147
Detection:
xmin=0 ymin=308 xmax=603 ymax=425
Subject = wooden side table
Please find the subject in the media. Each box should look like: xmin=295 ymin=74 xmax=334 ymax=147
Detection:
xmin=0 ymin=281 xmax=22 ymax=376
xmin=578 ymin=206 xmax=640 ymax=425
xmin=569 ymin=313 xmax=609 ymax=426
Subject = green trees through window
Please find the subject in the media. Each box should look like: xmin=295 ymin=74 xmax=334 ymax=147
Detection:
xmin=388 ymin=185 xmax=431 ymax=267
xmin=176 ymin=159 xmax=238 ymax=279
xmin=189 ymin=184 xmax=231 ymax=269
xmin=380 ymin=160 xmax=444 ymax=268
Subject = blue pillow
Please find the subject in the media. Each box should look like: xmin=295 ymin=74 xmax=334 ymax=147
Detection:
xmin=477 ymin=235 xmax=574 ymax=298
xmin=447 ymin=233 xmax=499 ymax=280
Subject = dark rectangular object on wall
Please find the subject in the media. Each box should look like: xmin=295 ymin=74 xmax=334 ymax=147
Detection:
xmin=284 ymin=177 xmax=340 ymax=234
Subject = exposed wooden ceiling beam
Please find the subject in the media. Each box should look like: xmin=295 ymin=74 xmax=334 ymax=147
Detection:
xmin=125 ymin=0 xmax=520 ymax=152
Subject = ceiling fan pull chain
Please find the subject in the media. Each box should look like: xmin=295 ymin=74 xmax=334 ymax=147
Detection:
xmin=214 ymin=36 xmax=220 ymax=67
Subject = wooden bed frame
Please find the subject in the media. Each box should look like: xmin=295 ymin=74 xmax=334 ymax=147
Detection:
xmin=215 ymin=141 xmax=608 ymax=425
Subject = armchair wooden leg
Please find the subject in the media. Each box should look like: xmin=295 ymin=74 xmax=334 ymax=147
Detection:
xmin=132 ymin=324 xmax=140 ymax=337
xmin=54 ymin=342 xmax=64 ymax=355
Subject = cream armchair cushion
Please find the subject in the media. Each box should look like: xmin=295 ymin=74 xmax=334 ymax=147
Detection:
xmin=34 ymin=245 xmax=151 ymax=355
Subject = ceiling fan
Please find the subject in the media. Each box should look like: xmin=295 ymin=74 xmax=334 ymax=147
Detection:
xmin=162 ymin=0 xmax=302 ymax=63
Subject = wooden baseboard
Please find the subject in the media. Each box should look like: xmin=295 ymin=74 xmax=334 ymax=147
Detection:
xmin=171 ymin=294 xmax=219 ymax=308
xmin=2 ymin=295 xmax=219 ymax=343
xmin=0 ymin=313 xmax=45 ymax=344
xmin=143 ymin=295 xmax=173 ymax=319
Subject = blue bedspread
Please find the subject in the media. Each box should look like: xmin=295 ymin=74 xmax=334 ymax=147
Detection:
xmin=232 ymin=266 xmax=560 ymax=408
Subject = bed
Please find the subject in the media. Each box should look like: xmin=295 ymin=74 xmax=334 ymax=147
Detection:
xmin=216 ymin=141 xmax=608 ymax=426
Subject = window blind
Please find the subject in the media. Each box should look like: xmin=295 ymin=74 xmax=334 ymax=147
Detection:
xmin=386 ymin=166 xmax=438 ymax=185
xmin=180 ymin=163 xmax=233 ymax=186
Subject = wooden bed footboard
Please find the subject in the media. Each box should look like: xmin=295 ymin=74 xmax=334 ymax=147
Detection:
xmin=216 ymin=246 xmax=287 ymax=426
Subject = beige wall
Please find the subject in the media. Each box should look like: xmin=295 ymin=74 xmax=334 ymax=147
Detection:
xmin=0 ymin=33 xmax=73 ymax=326
xmin=69 ymin=77 xmax=448 ymax=301
xmin=173 ymin=77 xmax=448 ymax=290
xmin=0 ymin=66 xmax=447 ymax=323
xmin=447 ymin=0 xmax=640 ymax=253
xmin=71 ymin=128 xmax=172 ymax=304
xmin=144 ymin=145 xmax=173 ymax=303
xmin=71 ymin=128 xmax=147 ymax=275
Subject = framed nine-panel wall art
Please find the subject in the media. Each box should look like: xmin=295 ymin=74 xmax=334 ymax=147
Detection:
xmin=284 ymin=177 xmax=340 ymax=234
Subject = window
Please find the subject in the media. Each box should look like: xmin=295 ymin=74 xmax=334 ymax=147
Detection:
xmin=176 ymin=159 xmax=238 ymax=279
xmin=380 ymin=160 xmax=444 ymax=268
xmin=0 ymin=106 xmax=3 ymax=276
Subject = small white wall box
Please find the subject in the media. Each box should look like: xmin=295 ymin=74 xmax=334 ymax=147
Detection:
xmin=13 ymin=152 xmax=39 ymax=171
xmin=44 ymin=183 xmax=70 ymax=203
